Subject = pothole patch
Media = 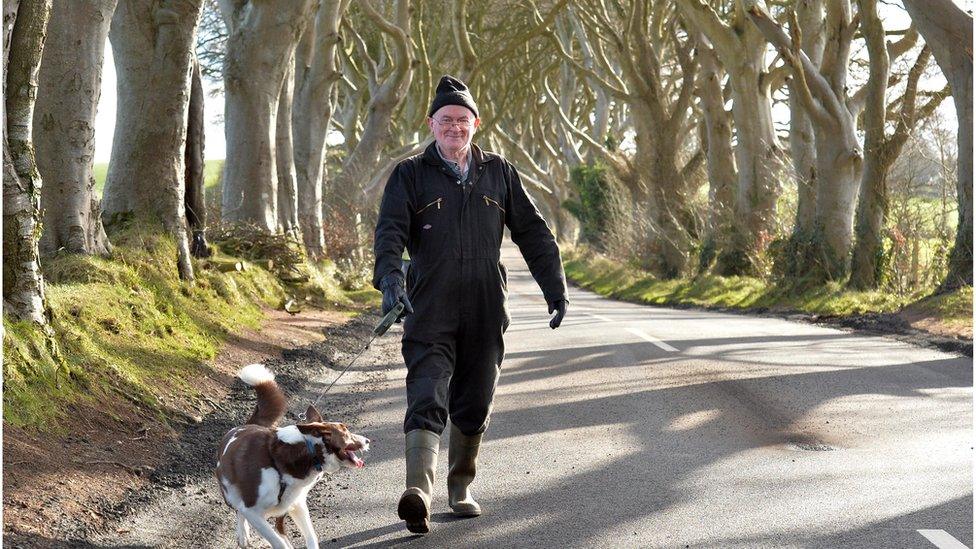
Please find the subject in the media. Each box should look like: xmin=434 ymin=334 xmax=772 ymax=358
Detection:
xmin=785 ymin=433 xmax=837 ymax=452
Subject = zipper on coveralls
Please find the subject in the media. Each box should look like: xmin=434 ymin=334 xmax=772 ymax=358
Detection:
xmin=415 ymin=197 xmax=442 ymax=214
xmin=482 ymin=194 xmax=505 ymax=213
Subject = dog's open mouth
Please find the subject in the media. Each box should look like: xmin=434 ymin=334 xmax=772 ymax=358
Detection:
xmin=340 ymin=443 xmax=366 ymax=468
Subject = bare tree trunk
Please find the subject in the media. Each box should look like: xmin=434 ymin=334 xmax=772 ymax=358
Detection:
xmin=327 ymin=1 xmax=413 ymax=261
xmin=677 ymin=0 xmax=782 ymax=275
xmin=693 ymin=32 xmax=737 ymax=273
xmin=103 ymin=0 xmax=204 ymax=281
xmin=903 ymin=0 xmax=973 ymax=291
xmin=185 ymin=54 xmax=209 ymax=258
xmin=3 ymin=0 xmax=52 ymax=324
xmin=219 ymin=0 xmax=314 ymax=231
xmin=747 ymin=0 xmax=862 ymax=281
xmin=34 ymin=0 xmax=115 ymax=257
xmin=782 ymin=0 xmax=824 ymax=277
xmin=276 ymin=61 xmax=298 ymax=236
xmin=850 ymin=32 xmax=945 ymax=289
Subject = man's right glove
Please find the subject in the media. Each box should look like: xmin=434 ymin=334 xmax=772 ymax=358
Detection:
xmin=380 ymin=273 xmax=414 ymax=322
xmin=548 ymin=299 xmax=567 ymax=329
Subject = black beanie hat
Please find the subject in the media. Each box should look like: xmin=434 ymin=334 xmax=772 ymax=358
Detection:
xmin=428 ymin=75 xmax=479 ymax=119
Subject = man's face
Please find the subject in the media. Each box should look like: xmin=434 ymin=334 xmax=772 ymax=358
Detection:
xmin=427 ymin=105 xmax=480 ymax=154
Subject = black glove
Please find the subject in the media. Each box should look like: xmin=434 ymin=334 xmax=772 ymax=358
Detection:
xmin=380 ymin=273 xmax=414 ymax=321
xmin=548 ymin=299 xmax=567 ymax=329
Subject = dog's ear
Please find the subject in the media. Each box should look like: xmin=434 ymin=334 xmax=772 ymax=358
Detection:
xmin=304 ymin=405 xmax=323 ymax=423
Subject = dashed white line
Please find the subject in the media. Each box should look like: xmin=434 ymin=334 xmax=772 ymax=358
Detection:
xmin=918 ymin=530 xmax=970 ymax=549
xmin=625 ymin=327 xmax=678 ymax=352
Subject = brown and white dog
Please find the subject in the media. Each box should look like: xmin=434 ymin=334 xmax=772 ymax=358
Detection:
xmin=216 ymin=364 xmax=369 ymax=549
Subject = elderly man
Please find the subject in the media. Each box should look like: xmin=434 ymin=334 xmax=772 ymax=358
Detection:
xmin=373 ymin=75 xmax=568 ymax=534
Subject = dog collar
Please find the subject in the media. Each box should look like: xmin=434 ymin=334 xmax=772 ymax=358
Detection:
xmin=306 ymin=438 xmax=323 ymax=472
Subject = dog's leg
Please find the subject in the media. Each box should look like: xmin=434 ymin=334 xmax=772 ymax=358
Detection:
xmin=240 ymin=508 xmax=294 ymax=549
xmin=287 ymin=498 xmax=319 ymax=549
xmin=235 ymin=511 xmax=251 ymax=547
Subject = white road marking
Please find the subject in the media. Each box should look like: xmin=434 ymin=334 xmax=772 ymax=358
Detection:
xmin=583 ymin=312 xmax=614 ymax=322
xmin=625 ymin=327 xmax=678 ymax=352
xmin=918 ymin=530 xmax=970 ymax=549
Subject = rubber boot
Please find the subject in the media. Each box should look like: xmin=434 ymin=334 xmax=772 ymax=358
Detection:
xmin=447 ymin=423 xmax=482 ymax=517
xmin=398 ymin=429 xmax=439 ymax=534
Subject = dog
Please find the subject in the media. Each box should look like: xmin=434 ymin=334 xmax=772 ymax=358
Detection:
xmin=216 ymin=364 xmax=369 ymax=549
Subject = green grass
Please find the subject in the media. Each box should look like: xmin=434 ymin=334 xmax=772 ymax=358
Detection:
xmin=563 ymin=246 xmax=959 ymax=317
xmin=2 ymin=220 xmax=346 ymax=430
xmin=93 ymin=160 xmax=224 ymax=198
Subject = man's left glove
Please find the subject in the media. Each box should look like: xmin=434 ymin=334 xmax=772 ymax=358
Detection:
xmin=548 ymin=299 xmax=567 ymax=329
xmin=380 ymin=273 xmax=414 ymax=322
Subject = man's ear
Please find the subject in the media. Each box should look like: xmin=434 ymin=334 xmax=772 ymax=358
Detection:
xmin=305 ymin=405 xmax=323 ymax=423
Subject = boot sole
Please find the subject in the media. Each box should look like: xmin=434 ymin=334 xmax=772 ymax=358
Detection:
xmin=398 ymin=493 xmax=430 ymax=534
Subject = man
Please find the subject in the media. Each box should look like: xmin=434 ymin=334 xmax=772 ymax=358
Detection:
xmin=373 ymin=75 xmax=568 ymax=534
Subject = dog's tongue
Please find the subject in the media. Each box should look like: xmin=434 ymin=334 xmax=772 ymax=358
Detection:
xmin=344 ymin=449 xmax=364 ymax=468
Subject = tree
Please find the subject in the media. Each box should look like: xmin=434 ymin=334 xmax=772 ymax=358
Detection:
xmin=677 ymin=0 xmax=782 ymax=275
xmin=219 ymin=0 xmax=315 ymax=231
xmin=3 ymin=0 xmax=53 ymax=324
xmin=292 ymin=0 xmax=350 ymax=258
xmin=185 ymin=54 xmax=210 ymax=258
xmin=902 ymin=0 xmax=973 ymax=291
xmin=552 ymin=1 xmax=701 ymax=277
xmin=747 ymin=0 xmax=863 ymax=281
xmin=328 ymin=1 xmax=414 ymax=221
xmin=691 ymin=28 xmax=737 ymax=272
xmin=102 ymin=0 xmax=206 ymax=280
xmin=849 ymin=9 xmax=948 ymax=289
xmin=33 ymin=0 xmax=116 ymax=257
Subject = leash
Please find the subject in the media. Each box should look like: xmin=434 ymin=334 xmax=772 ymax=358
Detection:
xmin=298 ymin=302 xmax=405 ymax=421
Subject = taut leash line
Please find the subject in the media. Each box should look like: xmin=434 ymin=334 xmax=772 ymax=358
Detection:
xmin=298 ymin=302 xmax=405 ymax=421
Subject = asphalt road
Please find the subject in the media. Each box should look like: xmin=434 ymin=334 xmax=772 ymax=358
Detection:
xmin=91 ymin=242 xmax=972 ymax=548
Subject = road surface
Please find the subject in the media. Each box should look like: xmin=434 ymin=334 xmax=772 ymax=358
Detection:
xmin=94 ymin=242 xmax=973 ymax=548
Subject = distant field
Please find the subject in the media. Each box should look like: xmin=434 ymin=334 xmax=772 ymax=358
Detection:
xmin=93 ymin=160 xmax=224 ymax=198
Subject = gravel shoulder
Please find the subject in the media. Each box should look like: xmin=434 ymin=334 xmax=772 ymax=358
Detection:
xmin=3 ymin=306 xmax=398 ymax=548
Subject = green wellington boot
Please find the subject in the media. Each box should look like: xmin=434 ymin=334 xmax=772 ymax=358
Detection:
xmin=398 ymin=429 xmax=440 ymax=534
xmin=447 ymin=423 xmax=483 ymax=517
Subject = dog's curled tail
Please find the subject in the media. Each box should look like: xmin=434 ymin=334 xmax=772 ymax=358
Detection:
xmin=238 ymin=364 xmax=286 ymax=428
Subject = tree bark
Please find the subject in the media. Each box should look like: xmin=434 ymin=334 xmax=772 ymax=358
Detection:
xmin=219 ymin=0 xmax=315 ymax=231
xmin=902 ymin=0 xmax=973 ymax=291
xmin=747 ymin=0 xmax=862 ymax=281
xmin=103 ymin=0 xmax=205 ymax=281
xmin=328 ymin=1 xmax=413 ymax=219
xmin=693 ymin=31 xmax=737 ymax=273
xmin=4 ymin=0 xmax=53 ymax=324
xmin=34 ymin=0 xmax=115 ymax=257
xmin=677 ymin=0 xmax=782 ymax=275
xmin=185 ymin=54 xmax=209 ymax=258
xmin=275 ymin=61 xmax=298 ymax=235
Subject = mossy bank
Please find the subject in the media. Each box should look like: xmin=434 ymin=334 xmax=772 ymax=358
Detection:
xmin=2 ymin=224 xmax=371 ymax=430
xmin=564 ymin=246 xmax=972 ymax=341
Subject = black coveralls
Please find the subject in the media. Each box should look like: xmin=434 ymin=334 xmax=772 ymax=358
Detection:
xmin=373 ymin=142 xmax=567 ymax=436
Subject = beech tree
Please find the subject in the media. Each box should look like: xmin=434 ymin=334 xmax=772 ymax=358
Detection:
xmin=3 ymin=0 xmax=53 ymax=324
xmin=219 ymin=0 xmax=315 ymax=231
xmin=902 ymin=0 xmax=973 ymax=291
xmin=677 ymin=0 xmax=782 ymax=275
xmin=185 ymin=55 xmax=209 ymax=258
xmin=292 ymin=0 xmax=350 ymax=258
xmin=102 ymin=0 xmax=205 ymax=280
xmin=849 ymin=3 xmax=948 ymax=290
xmin=34 ymin=0 xmax=116 ymax=257
xmin=746 ymin=0 xmax=864 ymax=281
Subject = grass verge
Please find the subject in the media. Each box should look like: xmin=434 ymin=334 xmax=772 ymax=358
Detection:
xmin=564 ymin=246 xmax=973 ymax=326
xmin=2 ymin=222 xmax=352 ymax=430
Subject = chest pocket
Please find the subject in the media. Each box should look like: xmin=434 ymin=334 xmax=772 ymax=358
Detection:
xmin=412 ymin=196 xmax=448 ymax=254
xmin=478 ymin=192 xmax=506 ymax=247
